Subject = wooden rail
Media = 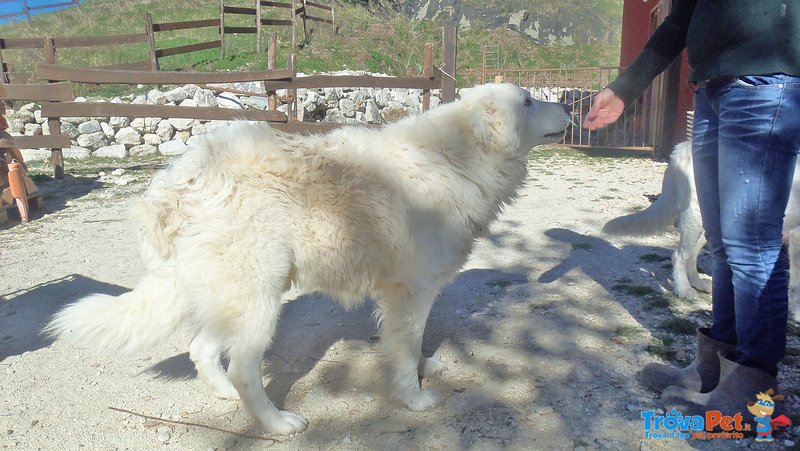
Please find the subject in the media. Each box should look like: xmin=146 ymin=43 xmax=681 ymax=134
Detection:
xmin=36 ymin=64 xmax=293 ymax=84
xmin=145 ymin=13 xmax=223 ymax=71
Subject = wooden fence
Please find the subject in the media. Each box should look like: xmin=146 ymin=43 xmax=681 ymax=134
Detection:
xmin=220 ymin=0 xmax=335 ymax=56
xmin=2 ymin=25 xmax=457 ymax=179
xmin=0 ymin=0 xmax=79 ymax=22
xmin=145 ymin=13 xmax=222 ymax=71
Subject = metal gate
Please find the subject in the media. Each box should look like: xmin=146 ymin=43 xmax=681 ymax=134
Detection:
xmin=482 ymin=65 xmax=659 ymax=151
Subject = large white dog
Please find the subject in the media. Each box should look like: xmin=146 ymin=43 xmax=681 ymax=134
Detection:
xmin=45 ymin=83 xmax=570 ymax=435
xmin=603 ymin=141 xmax=800 ymax=321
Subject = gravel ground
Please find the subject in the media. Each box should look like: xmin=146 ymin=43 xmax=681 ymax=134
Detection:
xmin=1 ymin=146 xmax=798 ymax=450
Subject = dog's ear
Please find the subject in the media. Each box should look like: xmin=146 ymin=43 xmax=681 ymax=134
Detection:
xmin=468 ymin=92 xmax=519 ymax=152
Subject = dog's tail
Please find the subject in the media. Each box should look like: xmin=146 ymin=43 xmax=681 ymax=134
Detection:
xmin=44 ymin=274 xmax=186 ymax=354
xmin=603 ymin=141 xmax=693 ymax=236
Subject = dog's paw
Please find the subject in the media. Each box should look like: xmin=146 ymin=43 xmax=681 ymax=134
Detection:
xmin=264 ymin=410 xmax=309 ymax=435
xmin=402 ymin=389 xmax=440 ymax=411
xmin=692 ymin=278 xmax=712 ymax=293
xmin=419 ymin=356 xmax=446 ymax=379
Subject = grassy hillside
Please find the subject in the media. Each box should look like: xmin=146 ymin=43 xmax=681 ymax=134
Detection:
xmin=0 ymin=0 xmax=621 ymax=89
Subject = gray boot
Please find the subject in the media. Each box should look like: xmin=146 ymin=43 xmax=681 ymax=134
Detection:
xmin=640 ymin=327 xmax=735 ymax=393
xmin=661 ymin=351 xmax=779 ymax=422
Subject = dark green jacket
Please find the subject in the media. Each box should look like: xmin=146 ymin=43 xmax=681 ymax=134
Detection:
xmin=609 ymin=0 xmax=800 ymax=105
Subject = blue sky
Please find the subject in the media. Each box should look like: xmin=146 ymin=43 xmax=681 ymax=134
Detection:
xmin=0 ymin=0 xmax=81 ymax=23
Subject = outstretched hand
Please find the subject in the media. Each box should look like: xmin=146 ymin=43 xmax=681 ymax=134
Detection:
xmin=583 ymin=88 xmax=625 ymax=130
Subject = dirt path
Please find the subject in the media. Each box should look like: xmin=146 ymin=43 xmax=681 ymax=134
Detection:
xmin=1 ymin=148 xmax=797 ymax=450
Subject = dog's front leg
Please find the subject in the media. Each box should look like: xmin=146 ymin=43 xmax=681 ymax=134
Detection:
xmin=377 ymin=283 xmax=440 ymax=411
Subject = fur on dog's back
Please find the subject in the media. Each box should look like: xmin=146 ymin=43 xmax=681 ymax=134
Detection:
xmin=603 ymin=141 xmax=695 ymax=236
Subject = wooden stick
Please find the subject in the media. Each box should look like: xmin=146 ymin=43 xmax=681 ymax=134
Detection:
xmin=108 ymin=406 xmax=282 ymax=443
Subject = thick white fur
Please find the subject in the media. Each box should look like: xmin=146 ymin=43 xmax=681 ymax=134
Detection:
xmin=603 ymin=141 xmax=800 ymax=321
xmin=45 ymin=83 xmax=570 ymax=435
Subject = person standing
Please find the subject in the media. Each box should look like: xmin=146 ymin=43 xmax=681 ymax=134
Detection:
xmin=584 ymin=0 xmax=800 ymax=420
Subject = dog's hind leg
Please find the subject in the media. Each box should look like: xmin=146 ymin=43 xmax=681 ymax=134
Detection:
xmin=225 ymin=294 xmax=308 ymax=435
xmin=673 ymin=209 xmax=710 ymax=298
xmin=377 ymin=283 xmax=440 ymax=411
xmin=189 ymin=329 xmax=238 ymax=399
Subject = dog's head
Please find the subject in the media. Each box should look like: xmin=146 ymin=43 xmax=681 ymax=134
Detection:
xmin=461 ymin=83 xmax=571 ymax=154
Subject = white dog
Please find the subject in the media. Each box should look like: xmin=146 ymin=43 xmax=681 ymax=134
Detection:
xmin=603 ymin=141 xmax=800 ymax=322
xmin=45 ymin=83 xmax=570 ymax=435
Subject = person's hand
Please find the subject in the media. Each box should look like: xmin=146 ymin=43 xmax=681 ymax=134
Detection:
xmin=583 ymin=88 xmax=625 ymax=130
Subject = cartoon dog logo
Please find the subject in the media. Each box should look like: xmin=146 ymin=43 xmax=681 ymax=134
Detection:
xmin=747 ymin=389 xmax=792 ymax=442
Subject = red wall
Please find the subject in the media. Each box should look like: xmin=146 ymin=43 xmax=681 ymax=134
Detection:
xmin=620 ymin=0 xmax=694 ymax=146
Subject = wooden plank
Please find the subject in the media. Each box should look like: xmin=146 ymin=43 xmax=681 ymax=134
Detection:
xmin=305 ymin=1 xmax=332 ymax=11
xmin=3 ymin=82 xmax=74 ymax=101
xmin=261 ymin=0 xmax=291 ymax=8
xmin=224 ymin=6 xmax=256 ymax=15
xmin=422 ymin=42 xmax=432 ymax=112
xmin=270 ymin=122 xmax=348 ymax=134
xmin=52 ymin=34 xmax=148 ymax=48
xmin=223 ymin=26 xmax=257 ymax=34
xmin=12 ymin=134 xmax=71 ymax=149
xmin=304 ymin=14 xmax=332 ymax=25
xmin=7 ymin=72 xmax=34 ymax=83
xmin=152 ymin=18 xmax=220 ymax=32
xmin=260 ymin=18 xmax=293 ymax=26
xmin=37 ymin=64 xmax=294 ymax=84
xmin=41 ymin=102 xmax=289 ymax=122
xmin=0 ymin=37 xmax=45 ymax=49
xmin=441 ymin=25 xmax=457 ymax=103
xmin=155 ymin=40 xmax=222 ymax=58
xmin=94 ymin=61 xmax=152 ymax=71
xmin=264 ymin=72 xmax=441 ymax=90
xmin=219 ymin=0 xmax=225 ymax=59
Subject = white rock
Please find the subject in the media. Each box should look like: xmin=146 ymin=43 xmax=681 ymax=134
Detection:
xmin=190 ymin=124 xmax=206 ymax=136
xmin=93 ymin=144 xmax=128 ymax=158
xmin=115 ymin=127 xmax=142 ymax=146
xmin=77 ymin=120 xmax=102 ymax=134
xmin=339 ymin=98 xmax=357 ymax=117
xmin=74 ymin=96 xmax=87 ymax=102
xmin=62 ymin=147 xmax=91 ymax=159
xmin=130 ymin=117 xmax=159 ymax=134
xmin=129 ymin=144 xmax=159 ymax=156
xmin=182 ymin=84 xmax=199 ymax=97
xmin=159 ymin=139 xmax=188 ymax=156
xmin=169 ymin=117 xmax=197 ymax=132
xmin=175 ymin=130 xmax=191 ymax=142
xmin=100 ymin=122 xmax=115 ymax=138
xmin=147 ymin=89 xmax=168 ymax=105
xmin=111 ymin=168 xmax=125 ymax=176
xmin=165 ymin=87 xmax=189 ymax=103
xmin=143 ymin=133 xmax=161 ymax=146
xmin=23 ymin=123 xmax=42 ymax=136
xmin=217 ymin=93 xmax=242 ymax=109
xmin=193 ymin=89 xmax=218 ymax=107
xmin=18 ymin=103 xmax=38 ymax=113
xmin=131 ymin=94 xmax=148 ymax=105
xmin=156 ymin=120 xmax=174 ymax=142
xmin=60 ymin=116 xmax=89 ymax=125
xmin=109 ymin=116 xmax=129 ymax=129
xmin=33 ymin=110 xmax=46 ymax=124
xmin=243 ymin=96 xmax=270 ymax=110
xmin=364 ymin=99 xmax=382 ymax=123
xmin=77 ymin=132 xmax=108 ymax=150
xmin=60 ymin=123 xmax=80 ymax=139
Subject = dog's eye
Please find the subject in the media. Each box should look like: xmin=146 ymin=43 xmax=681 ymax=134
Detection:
xmin=524 ymin=98 xmax=532 ymax=107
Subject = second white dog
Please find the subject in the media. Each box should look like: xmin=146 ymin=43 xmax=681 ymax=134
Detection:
xmin=603 ymin=141 xmax=800 ymax=322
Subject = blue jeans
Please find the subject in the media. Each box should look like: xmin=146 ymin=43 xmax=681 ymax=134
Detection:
xmin=692 ymin=74 xmax=800 ymax=377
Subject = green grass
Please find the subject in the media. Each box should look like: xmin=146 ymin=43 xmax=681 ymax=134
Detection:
xmin=659 ymin=317 xmax=696 ymax=336
xmin=0 ymin=0 xmax=621 ymax=94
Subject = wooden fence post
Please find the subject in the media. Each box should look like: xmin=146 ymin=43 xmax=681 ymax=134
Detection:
xmin=219 ymin=0 xmax=226 ymax=59
xmin=256 ymin=0 xmax=262 ymax=53
xmin=22 ymin=0 xmax=30 ymax=19
xmin=0 ymin=47 xmax=8 ymax=84
xmin=422 ymin=43 xmax=432 ymax=112
xmin=331 ymin=5 xmax=336 ymax=35
xmin=267 ymin=32 xmax=277 ymax=111
xmin=145 ymin=12 xmax=159 ymax=71
xmin=287 ymin=53 xmax=296 ymax=121
xmin=44 ymin=36 xmax=56 ymax=64
xmin=441 ymin=24 xmax=457 ymax=103
xmin=481 ymin=47 xmax=486 ymax=84
xmin=44 ymin=36 xmax=64 ymax=178
xmin=290 ymin=0 xmax=296 ymax=48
